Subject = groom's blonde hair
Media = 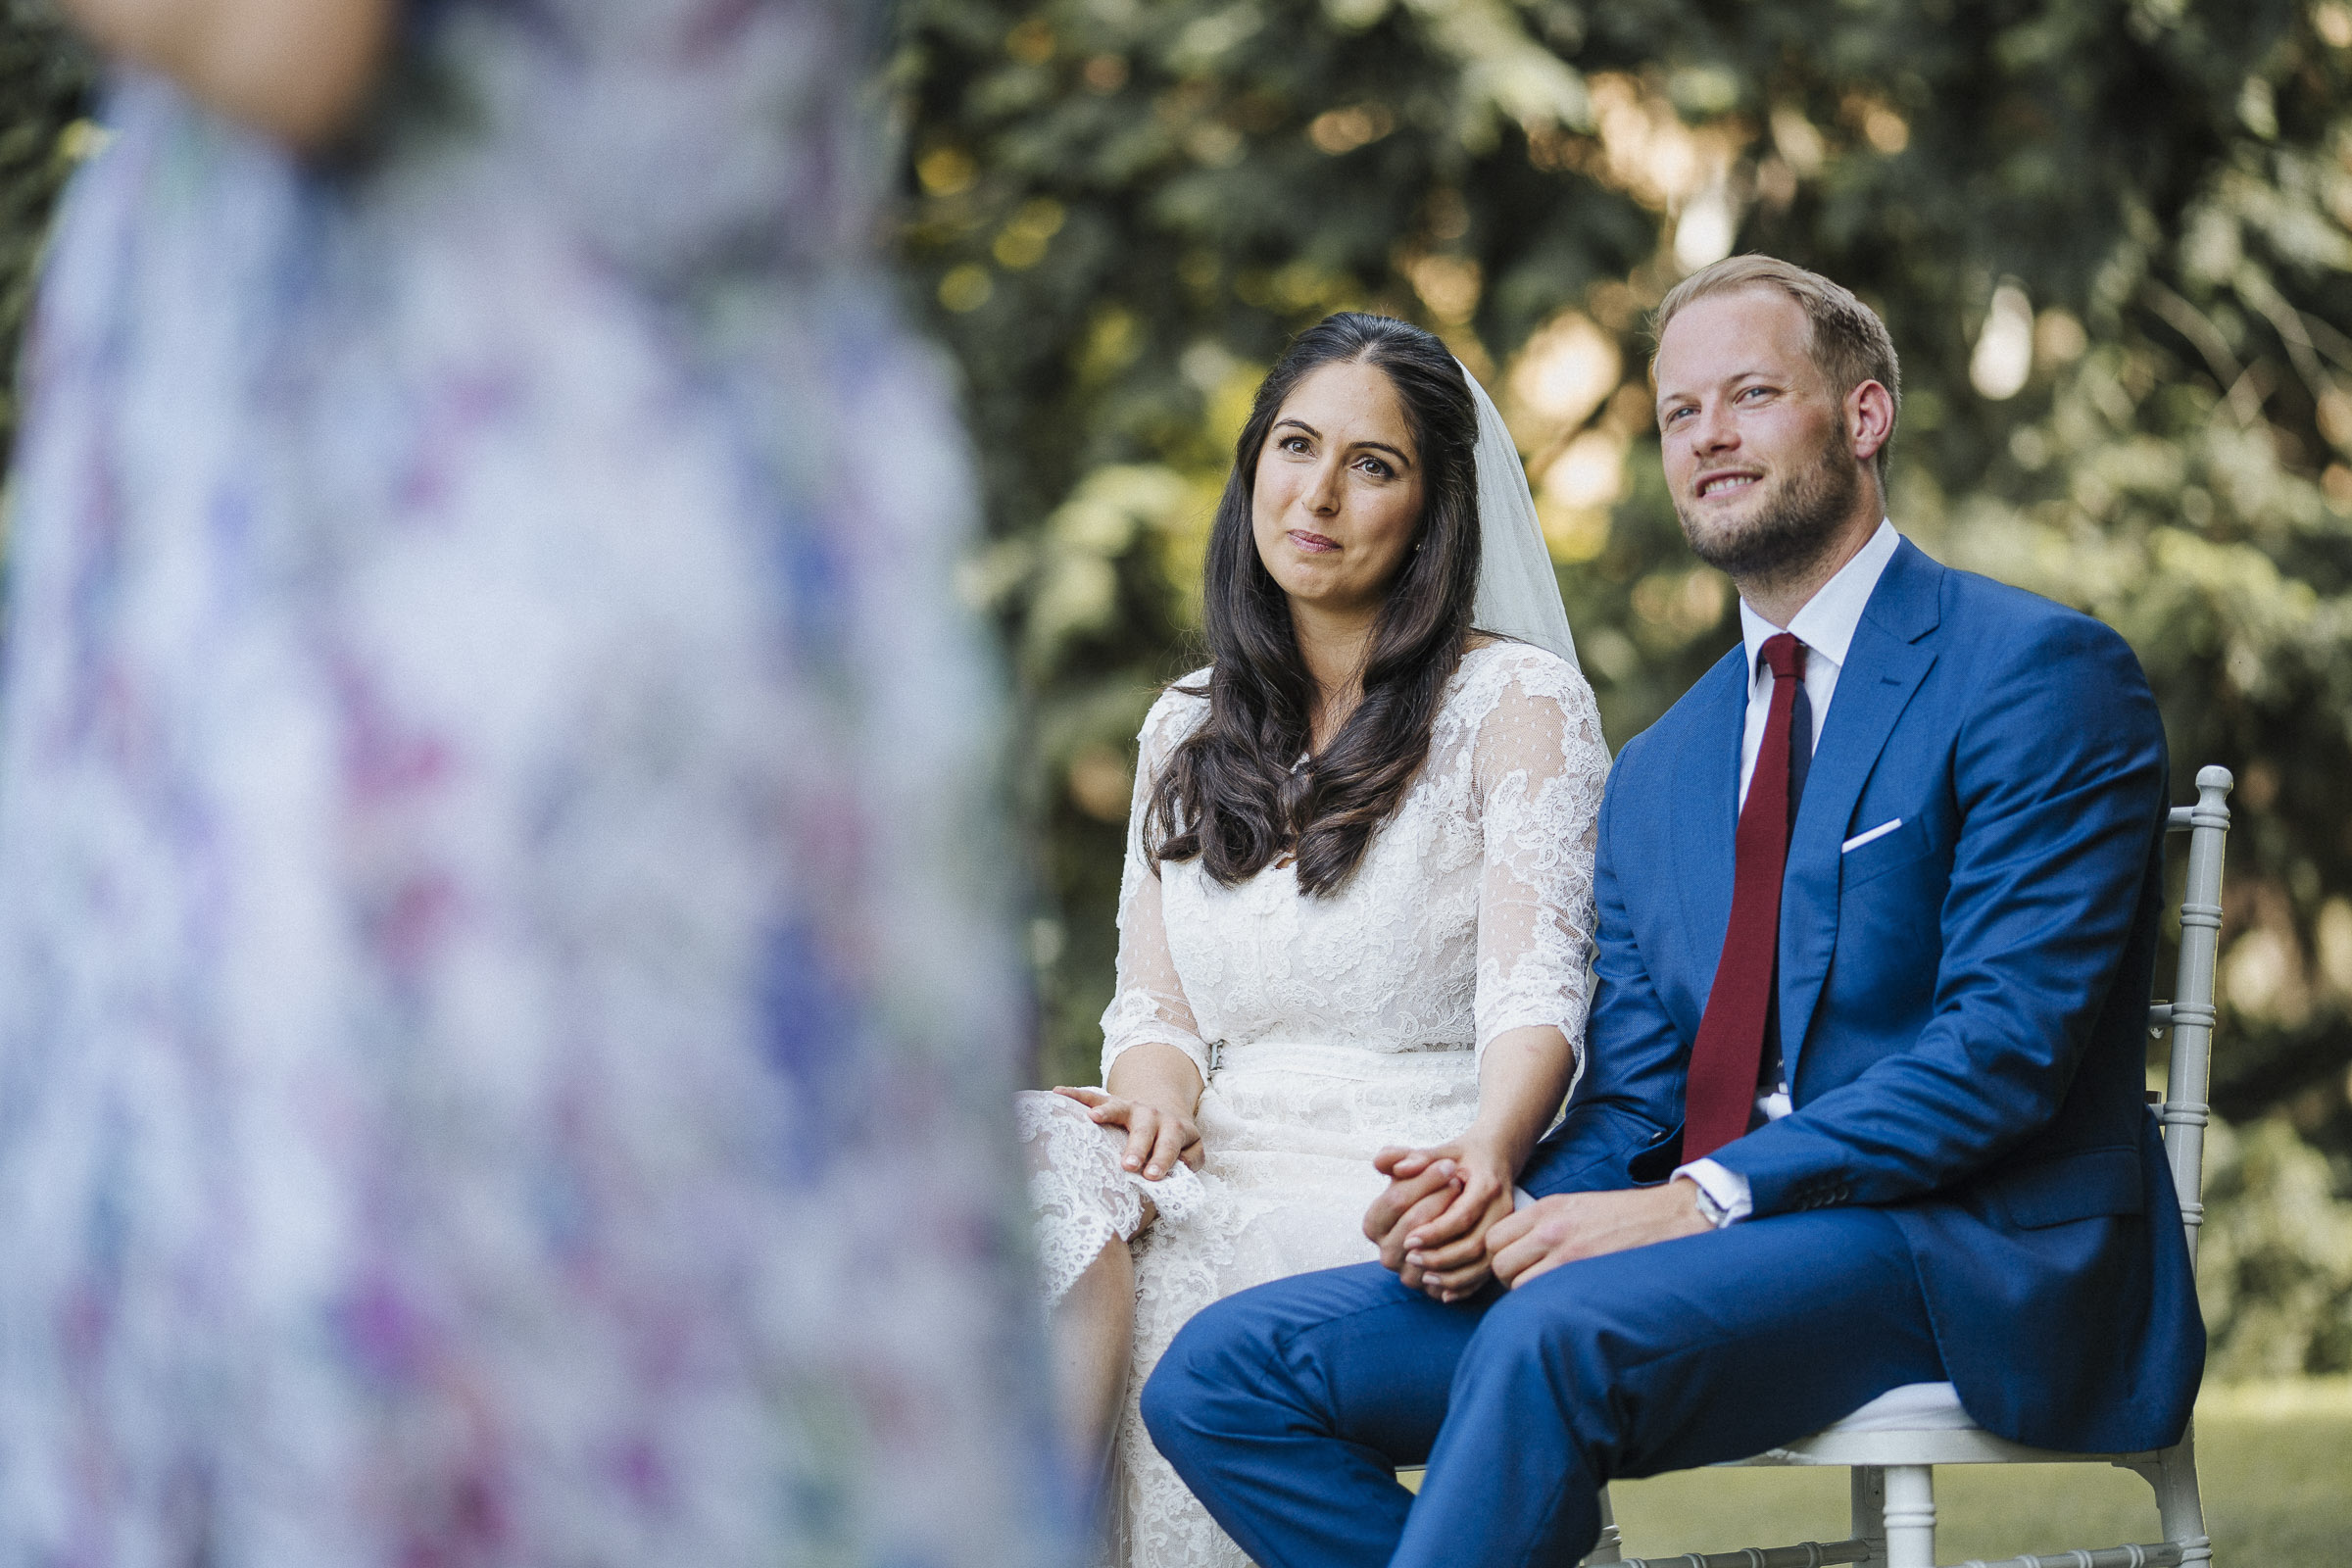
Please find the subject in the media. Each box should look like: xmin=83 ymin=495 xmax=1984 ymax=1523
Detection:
xmin=1650 ymin=255 xmax=1902 ymax=488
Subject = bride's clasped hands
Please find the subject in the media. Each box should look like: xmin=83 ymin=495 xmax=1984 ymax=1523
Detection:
xmin=1369 ymin=1139 xmax=1716 ymax=1298
xmin=1364 ymin=1021 xmax=1588 ymax=1302
xmin=1365 ymin=1141 xmax=1517 ymax=1302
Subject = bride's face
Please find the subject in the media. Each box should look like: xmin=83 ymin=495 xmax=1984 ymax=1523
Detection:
xmin=1250 ymin=360 xmax=1426 ymax=623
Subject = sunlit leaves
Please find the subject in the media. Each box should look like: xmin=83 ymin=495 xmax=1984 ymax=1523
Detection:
xmin=893 ymin=0 xmax=2352 ymax=1166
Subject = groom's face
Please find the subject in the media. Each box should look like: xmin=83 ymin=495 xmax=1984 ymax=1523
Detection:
xmin=1653 ymin=287 xmax=1863 ymax=580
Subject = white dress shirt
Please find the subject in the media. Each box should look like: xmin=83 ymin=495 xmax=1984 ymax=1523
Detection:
xmin=1680 ymin=520 xmax=1901 ymax=1225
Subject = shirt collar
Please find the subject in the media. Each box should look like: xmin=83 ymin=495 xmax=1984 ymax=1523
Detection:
xmin=1738 ymin=519 xmax=1901 ymax=684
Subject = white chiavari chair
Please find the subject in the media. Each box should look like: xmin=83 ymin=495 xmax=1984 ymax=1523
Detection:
xmin=1590 ymin=764 xmax=2233 ymax=1568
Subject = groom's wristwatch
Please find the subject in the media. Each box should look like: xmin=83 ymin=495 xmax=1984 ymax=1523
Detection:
xmin=1690 ymin=1182 xmax=1732 ymax=1227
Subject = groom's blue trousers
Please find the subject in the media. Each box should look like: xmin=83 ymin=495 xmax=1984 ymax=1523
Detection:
xmin=1141 ymin=1207 xmax=1947 ymax=1568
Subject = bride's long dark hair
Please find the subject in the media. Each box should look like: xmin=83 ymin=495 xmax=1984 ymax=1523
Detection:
xmin=1146 ymin=313 xmax=1483 ymax=897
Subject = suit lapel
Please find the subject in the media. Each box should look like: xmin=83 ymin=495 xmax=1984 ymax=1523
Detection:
xmin=1779 ymin=540 xmax=1944 ymax=1075
xmin=1673 ymin=644 xmax=1750 ymax=1002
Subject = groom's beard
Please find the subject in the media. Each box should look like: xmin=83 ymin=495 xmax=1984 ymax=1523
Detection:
xmin=1674 ymin=429 xmax=1862 ymax=582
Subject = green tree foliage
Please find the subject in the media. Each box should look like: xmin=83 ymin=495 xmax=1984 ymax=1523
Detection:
xmin=2202 ymin=1113 xmax=2352 ymax=1376
xmin=0 ymin=1 xmax=91 ymax=466
xmin=890 ymin=0 xmax=2352 ymax=1182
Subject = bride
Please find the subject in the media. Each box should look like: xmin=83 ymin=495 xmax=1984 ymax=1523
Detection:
xmin=1019 ymin=312 xmax=1609 ymax=1567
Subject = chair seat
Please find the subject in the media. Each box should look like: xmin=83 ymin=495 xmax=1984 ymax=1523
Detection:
xmin=1725 ymin=1382 xmax=2169 ymax=1469
xmin=1823 ymin=1381 xmax=1973 ymax=1434
xmin=1720 ymin=1382 xmax=1992 ymax=1467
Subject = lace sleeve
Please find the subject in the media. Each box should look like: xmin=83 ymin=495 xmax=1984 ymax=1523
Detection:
xmin=1471 ymin=652 xmax=1609 ymax=1074
xmin=1098 ymin=683 xmax=1213 ymax=1085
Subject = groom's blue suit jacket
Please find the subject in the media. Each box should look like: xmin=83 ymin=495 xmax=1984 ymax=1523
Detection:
xmin=1521 ymin=537 xmax=2203 ymax=1455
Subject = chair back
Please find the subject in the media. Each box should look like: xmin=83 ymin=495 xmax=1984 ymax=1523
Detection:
xmin=2152 ymin=765 xmax=2233 ymax=1265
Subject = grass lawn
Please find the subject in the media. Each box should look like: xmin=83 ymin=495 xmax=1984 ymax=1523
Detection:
xmin=1603 ymin=1379 xmax=2352 ymax=1566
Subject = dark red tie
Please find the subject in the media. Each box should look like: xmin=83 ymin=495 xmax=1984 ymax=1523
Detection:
xmin=1684 ymin=633 xmax=1807 ymax=1161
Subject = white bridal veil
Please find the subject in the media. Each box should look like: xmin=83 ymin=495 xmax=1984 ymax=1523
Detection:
xmin=1461 ymin=368 xmax=1581 ymax=670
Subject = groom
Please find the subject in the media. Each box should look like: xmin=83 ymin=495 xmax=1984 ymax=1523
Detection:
xmin=1138 ymin=255 xmax=2203 ymax=1568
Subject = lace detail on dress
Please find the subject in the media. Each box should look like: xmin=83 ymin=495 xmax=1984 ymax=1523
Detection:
xmin=1100 ymin=688 xmax=1214 ymax=1084
xmin=1035 ymin=643 xmax=1608 ymax=1568
xmin=1129 ymin=646 xmax=1607 ymax=1079
xmin=1465 ymin=649 xmax=1607 ymax=1066
xmin=1018 ymin=1091 xmax=1207 ymax=1307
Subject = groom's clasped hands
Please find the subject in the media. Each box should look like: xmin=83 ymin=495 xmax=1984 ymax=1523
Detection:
xmin=1366 ymin=1147 xmax=1710 ymax=1300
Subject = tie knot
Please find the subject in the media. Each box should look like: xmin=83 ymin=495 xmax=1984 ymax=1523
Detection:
xmin=1761 ymin=632 xmax=1806 ymax=681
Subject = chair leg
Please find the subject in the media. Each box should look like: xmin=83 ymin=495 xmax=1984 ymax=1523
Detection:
xmin=1881 ymin=1464 xmax=1936 ymax=1568
xmin=2125 ymin=1425 xmax=2212 ymax=1568
xmin=1850 ymin=1465 xmax=1888 ymax=1568
xmin=1582 ymin=1485 xmax=1625 ymax=1564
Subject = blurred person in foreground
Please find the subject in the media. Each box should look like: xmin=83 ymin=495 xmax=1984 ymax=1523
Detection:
xmin=1018 ymin=312 xmax=1606 ymax=1566
xmin=1143 ymin=256 xmax=2203 ymax=1568
xmin=0 ymin=2 xmax=1067 ymax=1564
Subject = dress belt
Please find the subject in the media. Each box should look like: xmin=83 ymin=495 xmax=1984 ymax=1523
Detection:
xmin=1208 ymin=1039 xmax=1474 ymax=1081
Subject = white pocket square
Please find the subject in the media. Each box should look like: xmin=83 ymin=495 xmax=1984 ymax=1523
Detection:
xmin=1841 ymin=818 xmax=1903 ymax=854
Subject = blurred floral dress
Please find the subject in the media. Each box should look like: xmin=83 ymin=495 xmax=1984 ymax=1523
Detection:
xmin=0 ymin=3 xmax=1067 ymax=1565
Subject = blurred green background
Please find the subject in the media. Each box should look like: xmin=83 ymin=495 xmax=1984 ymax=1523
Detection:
xmin=6 ymin=0 xmax=2352 ymax=1408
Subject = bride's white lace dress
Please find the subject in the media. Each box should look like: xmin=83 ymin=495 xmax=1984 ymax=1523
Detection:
xmin=1020 ymin=640 xmax=1610 ymax=1568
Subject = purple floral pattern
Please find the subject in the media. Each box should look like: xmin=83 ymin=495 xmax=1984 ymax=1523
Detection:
xmin=0 ymin=4 xmax=1066 ymax=1564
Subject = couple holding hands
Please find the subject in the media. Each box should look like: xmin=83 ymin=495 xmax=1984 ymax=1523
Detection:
xmin=1021 ymin=255 xmax=2203 ymax=1568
